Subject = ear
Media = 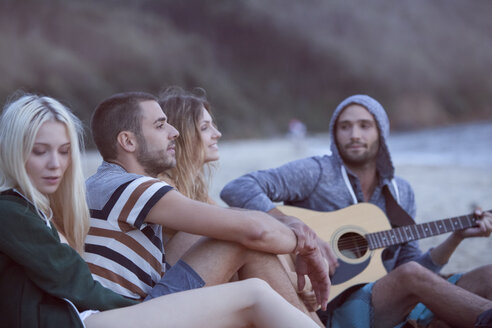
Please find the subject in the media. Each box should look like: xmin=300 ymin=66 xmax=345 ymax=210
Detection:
xmin=116 ymin=131 xmax=137 ymax=153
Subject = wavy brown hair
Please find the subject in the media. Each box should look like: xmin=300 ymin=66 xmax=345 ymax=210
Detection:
xmin=158 ymin=86 xmax=217 ymax=203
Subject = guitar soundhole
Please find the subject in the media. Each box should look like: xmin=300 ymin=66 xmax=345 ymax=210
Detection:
xmin=337 ymin=232 xmax=368 ymax=259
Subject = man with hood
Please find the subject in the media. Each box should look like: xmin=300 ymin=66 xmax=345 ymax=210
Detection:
xmin=220 ymin=95 xmax=492 ymax=327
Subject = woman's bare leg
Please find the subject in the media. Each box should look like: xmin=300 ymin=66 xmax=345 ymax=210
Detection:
xmin=85 ymin=278 xmax=319 ymax=328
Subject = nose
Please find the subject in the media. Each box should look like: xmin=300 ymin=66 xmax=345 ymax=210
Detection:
xmin=350 ymin=126 xmax=362 ymax=140
xmin=47 ymin=152 xmax=61 ymax=169
xmin=167 ymin=123 xmax=179 ymax=140
xmin=213 ymin=126 xmax=222 ymax=139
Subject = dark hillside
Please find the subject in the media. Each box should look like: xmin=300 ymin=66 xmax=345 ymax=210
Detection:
xmin=1 ymin=0 xmax=491 ymax=140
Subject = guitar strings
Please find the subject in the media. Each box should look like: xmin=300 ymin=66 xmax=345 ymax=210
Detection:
xmin=336 ymin=234 xmax=370 ymax=256
xmin=336 ymin=234 xmax=397 ymax=248
xmin=326 ymin=214 xmax=479 ymax=255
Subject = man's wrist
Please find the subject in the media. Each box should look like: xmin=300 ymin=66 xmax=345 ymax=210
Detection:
xmin=450 ymin=231 xmax=465 ymax=243
xmin=289 ymin=226 xmax=301 ymax=254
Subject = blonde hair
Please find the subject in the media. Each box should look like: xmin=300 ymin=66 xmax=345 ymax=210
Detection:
xmin=0 ymin=94 xmax=90 ymax=254
xmin=158 ymin=86 xmax=216 ymax=203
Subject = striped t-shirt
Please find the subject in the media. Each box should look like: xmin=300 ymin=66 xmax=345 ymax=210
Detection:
xmin=84 ymin=162 xmax=173 ymax=299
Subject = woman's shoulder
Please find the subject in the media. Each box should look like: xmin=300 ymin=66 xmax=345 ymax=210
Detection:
xmin=0 ymin=190 xmax=29 ymax=210
xmin=0 ymin=191 xmax=43 ymax=225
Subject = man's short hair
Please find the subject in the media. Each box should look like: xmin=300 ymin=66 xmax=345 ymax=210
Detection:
xmin=91 ymin=92 xmax=158 ymax=161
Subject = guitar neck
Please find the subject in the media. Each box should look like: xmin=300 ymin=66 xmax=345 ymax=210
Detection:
xmin=366 ymin=211 xmax=483 ymax=250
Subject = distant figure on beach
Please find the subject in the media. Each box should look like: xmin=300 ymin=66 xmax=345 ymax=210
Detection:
xmin=83 ymin=91 xmax=330 ymax=321
xmin=221 ymin=94 xmax=492 ymax=327
xmin=288 ymin=118 xmax=307 ymax=152
xmin=288 ymin=118 xmax=307 ymax=138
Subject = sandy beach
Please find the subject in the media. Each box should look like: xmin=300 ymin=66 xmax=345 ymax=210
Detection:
xmin=82 ymin=133 xmax=492 ymax=275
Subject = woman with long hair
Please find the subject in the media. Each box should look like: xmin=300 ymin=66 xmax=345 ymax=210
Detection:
xmin=157 ymin=86 xmax=223 ymax=250
xmin=0 ymin=93 xmax=320 ymax=328
xmin=158 ymin=86 xmax=219 ymax=204
xmin=158 ymin=86 xmax=323 ymax=323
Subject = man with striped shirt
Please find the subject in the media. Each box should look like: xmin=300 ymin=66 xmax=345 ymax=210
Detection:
xmin=84 ymin=91 xmax=330 ymax=316
xmin=85 ymin=172 xmax=173 ymax=299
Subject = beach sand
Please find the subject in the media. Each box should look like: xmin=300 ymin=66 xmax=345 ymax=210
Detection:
xmin=82 ymin=136 xmax=492 ymax=275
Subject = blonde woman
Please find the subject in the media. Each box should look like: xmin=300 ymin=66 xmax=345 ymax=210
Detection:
xmin=0 ymin=93 xmax=321 ymax=328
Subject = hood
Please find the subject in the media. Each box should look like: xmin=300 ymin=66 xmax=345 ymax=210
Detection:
xmin=328 ymin=94 xmax=394 ymax=180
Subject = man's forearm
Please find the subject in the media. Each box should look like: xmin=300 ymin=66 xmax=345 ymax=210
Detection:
xmin=429 ymin=233 xmax=463 ymax=265
xmin=268 ymin=207 xmax=319 ymax=255
xmin=268 ymin=207 xmax=298 ymax=225
xmin=238 ymin=209 xmax=298 ymax=254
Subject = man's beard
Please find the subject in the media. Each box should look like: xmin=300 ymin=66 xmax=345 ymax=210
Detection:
xmin=136 ymin=136 xmax=176 ymax=177
xmin=338 ymin=141 xmax=379 ymax=167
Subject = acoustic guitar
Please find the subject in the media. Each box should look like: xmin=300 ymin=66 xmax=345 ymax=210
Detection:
xmin=278 ymin=203 xmax=480 ymax=302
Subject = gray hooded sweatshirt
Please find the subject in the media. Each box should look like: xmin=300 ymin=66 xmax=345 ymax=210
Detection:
xmin=220 ymin=94 xmax=441 ymax=274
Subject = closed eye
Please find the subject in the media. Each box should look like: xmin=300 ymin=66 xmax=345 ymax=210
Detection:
xmin=32 ymin=149 xmax=46 ymax=156
xmin=155 ymin=116 xmax=167 ymax=129
xmin=59 ymin=145 xmax=71 ymax=155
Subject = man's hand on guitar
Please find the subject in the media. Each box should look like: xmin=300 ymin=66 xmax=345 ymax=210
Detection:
xmin=268 ymin=207 xmax=338 ymax=272
xmin=295 ymin=246 xmax=331 ymax=311
xmin=285 ymin=216 xmax=339 ymax=277
xmin=317 ymin=235 xmax=339 ymax=276
xmin=286 ymin=218 xmax=318 ymax=254
xmin=269 ymin=208 xmax=317 ymax=253
xmin=455 ymin=209 xmax=492 ymax=239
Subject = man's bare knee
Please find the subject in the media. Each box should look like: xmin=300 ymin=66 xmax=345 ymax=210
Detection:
xmin=392 ymin=262 xmax=427 ymax=285
xmin=385 ymin=261 xmax=446 ymax=298
xmin=186 ymin=237 xmax=247 ymax=259
xmin=470 ymin=264 xmax=492 ymax=281
xmin=180 ymin=238 xmax=253 ymax=284
xmin=373 ymin=262 xmax=440 ymax=326
xmin=237 ymin=249 xmax=287 ymax=281
xmin=373 ymin=262 xmax=426 ymax=302
xmin=242 ymin=247 xmax=277 ymax=262
xmin=458 ymin=264 xmax=492 ymax=299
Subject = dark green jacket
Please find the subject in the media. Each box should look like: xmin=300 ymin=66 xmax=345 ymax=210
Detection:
xmin=0 ymin=191 xmax=137 ymax=328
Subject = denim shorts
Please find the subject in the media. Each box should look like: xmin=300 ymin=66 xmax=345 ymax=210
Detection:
xmin=326 ymin=282 xmax=375 ymax=327
xmin=144 ymin=260 xmax=205 ymax=301
xmin=475 ymin=309 xmax=492 ymax=328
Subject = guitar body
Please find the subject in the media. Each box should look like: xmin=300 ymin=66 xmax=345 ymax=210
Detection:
xmin=278 ymin=203 xmax=391 ymax=302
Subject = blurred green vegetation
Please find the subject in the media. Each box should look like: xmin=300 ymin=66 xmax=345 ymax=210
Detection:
xmin=1 ymin=0 xmax=491 ymax=144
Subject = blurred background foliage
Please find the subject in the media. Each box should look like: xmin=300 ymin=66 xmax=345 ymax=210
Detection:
xmin=1 ymin=0 xmax=492 ymax=143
